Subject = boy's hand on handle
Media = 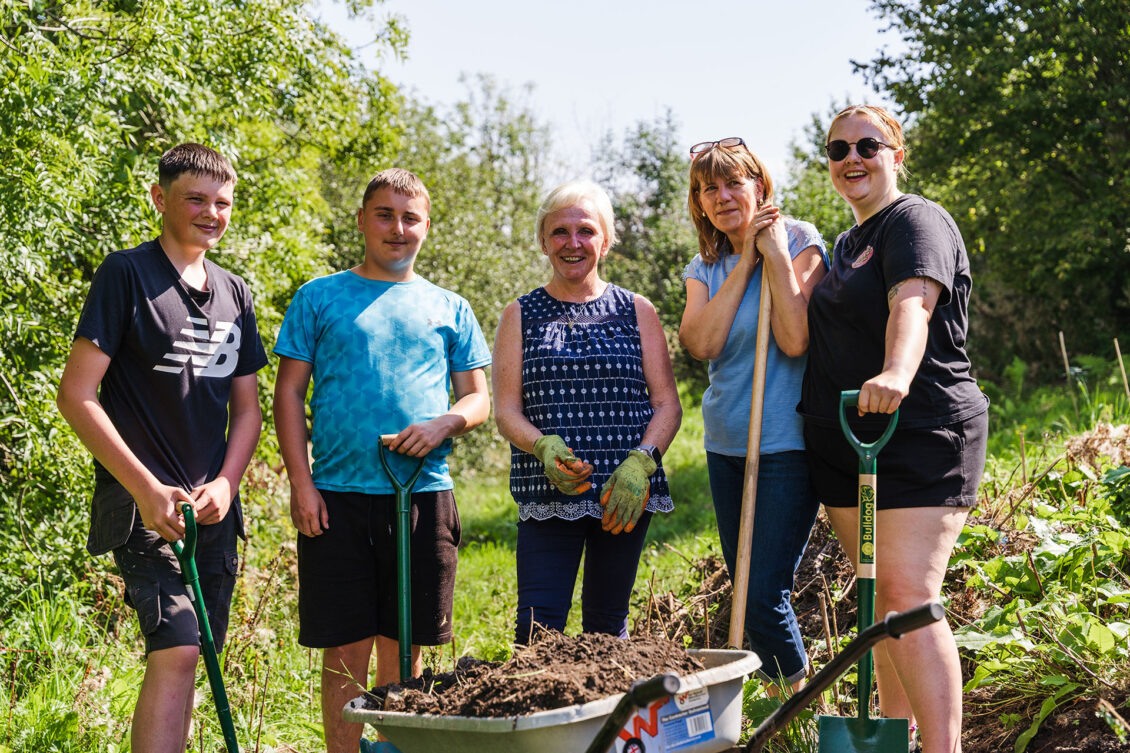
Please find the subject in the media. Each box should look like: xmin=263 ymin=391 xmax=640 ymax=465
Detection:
xmin=533 ymin=434 xmax=593 ymax=494
xmin=190 ymin=476 xmax=233 ymax=525
xmin=137 ymin=483 xmax=193 ymax=542
xmin=600 ymin=450 xmax=656 ymax=534
xmin=383 ymin=420 xmax=447 ymax=457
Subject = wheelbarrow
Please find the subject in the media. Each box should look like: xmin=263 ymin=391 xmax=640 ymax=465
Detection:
xmin=341 ymin=602 xmax=941 ymax=753
xmin=590 ymin=602 xmax=942 ymax=753
xmin=344 ymin=648 xmax=759 ymax=753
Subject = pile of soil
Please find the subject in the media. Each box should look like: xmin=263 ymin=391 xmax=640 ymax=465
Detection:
xmin=362 ymin=630 xmax=703 ymax=717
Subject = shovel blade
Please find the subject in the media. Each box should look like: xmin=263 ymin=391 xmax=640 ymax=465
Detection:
xmin=817 ymin=715 xmax=909 ymax=753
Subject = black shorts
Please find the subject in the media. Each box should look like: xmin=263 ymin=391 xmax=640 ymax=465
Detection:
xmin=804 ymin=410 xmax=988 ymax=509
xmin=112 ymin=508 xmax=239 ymax=655
xmin=297 ymin=488 xmax=461 ymax=649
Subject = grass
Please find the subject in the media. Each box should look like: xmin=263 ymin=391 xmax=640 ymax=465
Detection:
xmin=4 ymin=360 xmax=1130 ymax=751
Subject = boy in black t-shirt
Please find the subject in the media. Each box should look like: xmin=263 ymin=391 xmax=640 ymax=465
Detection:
xmin=57 ymin=143 xmax=267 ymax=753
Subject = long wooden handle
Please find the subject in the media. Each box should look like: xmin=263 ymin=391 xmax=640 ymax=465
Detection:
xmin=728 ymin=271 xmax=773 ymax=649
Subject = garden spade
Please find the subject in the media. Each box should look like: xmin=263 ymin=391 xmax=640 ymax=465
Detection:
xmin=817 ymin=390 xmax=906 ymax=753
xmin=379 ymin=435 xmax=427 ymax=683
xmin=171 ymin=502 xmax=239 ymax=753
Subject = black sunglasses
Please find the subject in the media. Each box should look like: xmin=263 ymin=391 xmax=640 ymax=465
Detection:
xmin=824 ymin=137 xmax=893 ymax=161
xmin=689 ymin=137 xmax=744 ymax=156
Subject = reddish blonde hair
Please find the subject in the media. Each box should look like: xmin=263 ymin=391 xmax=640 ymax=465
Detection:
xmin=827 ymin=105 xmax=909 ymax=180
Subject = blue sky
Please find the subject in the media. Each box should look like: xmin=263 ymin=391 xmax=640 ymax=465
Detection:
xmin=318 ymin=0 xmax=906 ymax=182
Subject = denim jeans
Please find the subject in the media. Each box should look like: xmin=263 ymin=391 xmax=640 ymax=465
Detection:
xmin=515 ymin=513 xmax=652 ymax=644
xmin=706 ymin=450 xmax=818 ymax=683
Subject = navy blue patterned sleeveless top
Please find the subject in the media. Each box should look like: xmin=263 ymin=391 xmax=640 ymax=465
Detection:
xmin=510 ymin=284 xmax=673 ymax=521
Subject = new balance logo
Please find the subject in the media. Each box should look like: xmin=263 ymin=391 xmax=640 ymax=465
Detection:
xmin=154 ymin=316 xmax=241 ymax=377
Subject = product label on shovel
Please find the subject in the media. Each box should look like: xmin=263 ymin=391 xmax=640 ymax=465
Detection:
xmin=616 ymin=686 xmax=715 ymax=752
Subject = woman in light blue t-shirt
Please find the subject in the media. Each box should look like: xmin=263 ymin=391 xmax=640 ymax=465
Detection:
xmin=679 ymin=138 xmax=828 ymax=688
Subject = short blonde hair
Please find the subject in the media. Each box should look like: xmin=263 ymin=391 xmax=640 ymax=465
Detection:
xmin=535 ymin=180 xmax=618 ymax=250
xmin=827 ymin=104 xmax=909 ymax=180
xmin=687 ymin=144 xmax=773 ymax=263
xmin=362 ymin=167 xmax=431 ymax=212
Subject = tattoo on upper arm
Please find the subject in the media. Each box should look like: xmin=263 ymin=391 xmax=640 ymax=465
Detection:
xmin=887 ymin=280 xmax=904 ymax=303
xmin=888 ymin=276 xmax=930 ymax=304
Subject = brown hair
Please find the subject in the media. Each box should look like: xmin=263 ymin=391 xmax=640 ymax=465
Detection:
xmin=158 ymin=143 xmax=236 ymax=188
xmin=687 ymin=144 xmax=773 ymax=263
xmin=827 ymin=104 xmax=909 ymax=180
xmin=362 ymin=167 xmax=431 ymax=212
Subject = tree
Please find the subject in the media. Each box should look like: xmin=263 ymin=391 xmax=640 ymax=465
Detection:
xmin=394 ymin=75 xmax=552 ymax=344
xmin=860 ymin=0 xmax=1130 ymax=378
xmin=593 ymin=112 xmax=704 ymax=384
xmin=373 ymin=75 xmax=553 ymax=470
xmin=778 ymin=107 xmax=858 ymax=252
xmin=0 ymin=0 xmax=405 ymax=604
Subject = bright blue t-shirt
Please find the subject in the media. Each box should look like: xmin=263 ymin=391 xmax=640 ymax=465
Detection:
xmin=274 ymin=271 xmax=491 ymax=494
xmin=682 ymin=218 xmax=828 ymax=457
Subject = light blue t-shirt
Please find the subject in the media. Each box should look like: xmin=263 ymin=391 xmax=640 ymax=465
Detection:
xmin=274 ymin=271 xmax=491 ymax=494
xmin=682 ymin=218 xmax=828 ymax=456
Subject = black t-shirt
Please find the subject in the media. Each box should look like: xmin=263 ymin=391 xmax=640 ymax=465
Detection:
xmin=800 ymin=194 xmax=987 ymax=429
xmin=75 ymin=240 xmax=268 ymax=492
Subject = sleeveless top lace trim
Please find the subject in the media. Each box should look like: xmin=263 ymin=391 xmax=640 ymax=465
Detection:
xmin=509 ymin=284 xmax=672 ymax=521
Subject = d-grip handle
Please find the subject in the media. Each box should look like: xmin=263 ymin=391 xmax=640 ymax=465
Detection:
xmin=170 ymin=501 xmax=197 ymax=564
xmin=838 ymin=389 xmax=899 ymax=468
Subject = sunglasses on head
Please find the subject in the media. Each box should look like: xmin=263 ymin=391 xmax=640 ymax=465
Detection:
xmin=689 ymin=137 xmax=745 ymax=156
xmin=824 ymin=137 xmax=893 ymax=161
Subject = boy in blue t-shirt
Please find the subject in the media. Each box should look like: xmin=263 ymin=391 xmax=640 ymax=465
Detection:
xmin=273 ymin=168 xmax=491 ymax=753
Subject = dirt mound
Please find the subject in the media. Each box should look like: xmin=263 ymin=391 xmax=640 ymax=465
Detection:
xmin=363 ymin=630 xmax=703 ymax=717
xmin=633 ymin=514 xmax=858 ymax=660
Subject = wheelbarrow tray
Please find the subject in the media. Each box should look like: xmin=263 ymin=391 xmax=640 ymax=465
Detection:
xmin=344 ymin=649 xmax=759 ymax=753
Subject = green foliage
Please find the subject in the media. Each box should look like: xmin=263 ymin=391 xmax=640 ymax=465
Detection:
xmin=860 ymin=0 xmax=1130 ymax=379
xmin=594 ymin=110 xmax=696 ymax=330
xmin=979 ymin=348 xmax=1130 ymax=457
xmin=778 ymin=107 xmax=859 ymax=254
xmin=382 ymin=75 xmax=553 ymax=472
xmin=593 ymin=111 xmax=707 ymax=387
xmin=954 ymin=462 xmax=1130 ymax=750
xmin=394 ymin=74 xmax=550 ymax=344
xmin=0 ymin=0 xmax=404 ymax=613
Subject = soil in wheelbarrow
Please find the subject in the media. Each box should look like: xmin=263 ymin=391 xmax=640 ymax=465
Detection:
xmin=361 ymin=630 xmax=704 ymax=717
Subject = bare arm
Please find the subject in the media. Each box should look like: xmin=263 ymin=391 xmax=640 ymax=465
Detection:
xmin=56 ymin=337 xmax=193 ymax=541
xmin=757 ymin=216 xmax=827 ymax=357
xmin=857 ymin=276 xmax=943 ymax=415
xmin=273 ymin=356 xmax=326 ymax=536
xmin=635 ymin=295 xmax=682 ymax=453
xmin=192 ymin=373 xmax=262 ymax=525
xmin=386 ymin=366 xmax=491 ymax=457
xmin=492 ymin=300 xmax=544 ymax=453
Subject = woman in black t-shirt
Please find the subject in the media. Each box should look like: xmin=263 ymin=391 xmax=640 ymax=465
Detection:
xmin=800 ymin=105 xmax=988 ymax=753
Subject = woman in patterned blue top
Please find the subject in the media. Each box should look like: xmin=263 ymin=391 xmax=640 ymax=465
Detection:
xmin=680 ymin=138 xmax=828 ymax=688
xmin=493 ymin=180 xmax=682 ymax=644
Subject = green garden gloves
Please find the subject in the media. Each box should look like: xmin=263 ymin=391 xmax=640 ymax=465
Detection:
xmin=533 ymin=434 xmax=593 ymax=494
xmin=600 ymin=450 xmax=656 ymax=535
